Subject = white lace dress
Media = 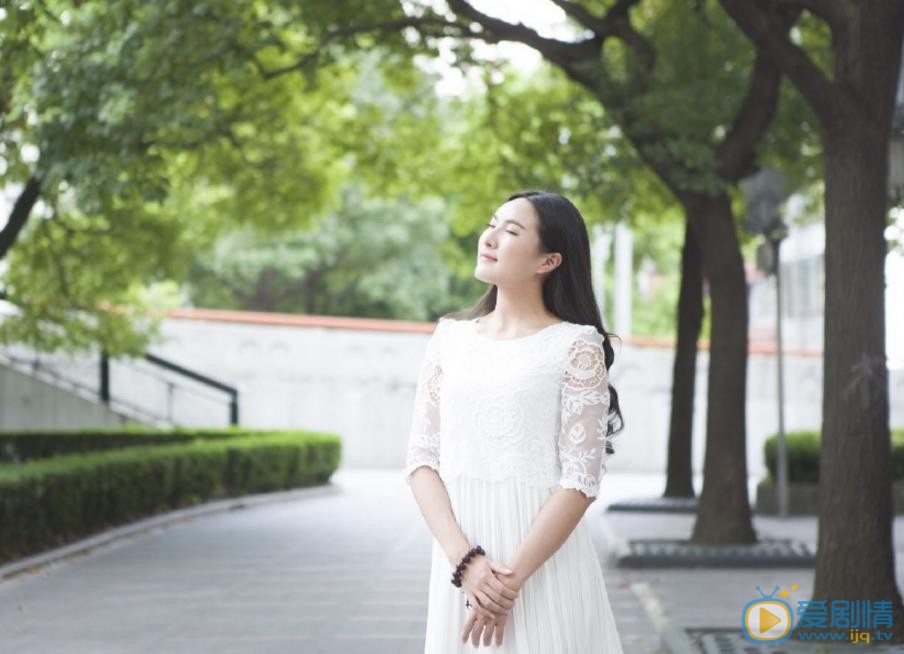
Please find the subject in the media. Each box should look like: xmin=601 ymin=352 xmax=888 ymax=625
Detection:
xmin=404 ymin=317 xmax=624 ymax=653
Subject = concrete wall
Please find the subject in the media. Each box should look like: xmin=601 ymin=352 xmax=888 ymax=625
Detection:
xmin=153 ymin=315 xmax=904 ymax=479
xmin=0 ymin=364 xmax=130 ymax=431
xmin=5 ymin=313 xmax=904 ymax=481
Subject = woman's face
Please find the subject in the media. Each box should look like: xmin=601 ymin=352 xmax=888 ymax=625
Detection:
xmin=475 ymin=198 xmax=561 ymax=286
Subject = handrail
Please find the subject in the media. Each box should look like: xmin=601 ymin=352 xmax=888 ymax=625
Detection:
xmin=99 ymin=351 xmax=240 ymax=425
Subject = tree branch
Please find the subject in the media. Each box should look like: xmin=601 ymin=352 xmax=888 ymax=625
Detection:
xmin=444 ymin=0 xmax=602 ymax=65
xmin=441 ymin=0 xmax=658 ymax=106
xmin=716 ymin=8 xmax=800 ymax=181
xmin=545 ymin=0 xmax=654 ymax=90
xmin=772 ymin=0 xmax=846 ymax=31
xmin=718 ymin=0 xmax=850 ymax=127
xmin=608 ymin=0 xmax=644 ymax=20
xmin=715 ymin=53 xmax=782 ymax=181
xmin=254 ymin=15 xmax=479 ymax=80
xmin=547 ymin=0 xmax=610 ymax=34
xmin=0 ymin=176 xmax=41 ymax=262
xmin=547 ymin=0 xmax=645 ymax=37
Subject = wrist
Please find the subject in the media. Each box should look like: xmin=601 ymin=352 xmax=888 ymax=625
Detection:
xmin=446 ymin=542 xmax=472 ymax=569
xmin=504 ymin=560 xmax=531 ymax=590
xmin=508 ymin=567 xmax=529 ymax=590
xmin=450 ymin=545 xmax=485 ymax=587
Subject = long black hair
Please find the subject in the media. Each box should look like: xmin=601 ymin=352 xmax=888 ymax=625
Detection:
xmin=448 ymin=190 xmax=625 ymax=451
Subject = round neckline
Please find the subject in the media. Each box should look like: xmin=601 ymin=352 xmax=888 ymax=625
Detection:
xmin=470 ymin=317 xmax=569 ymax=342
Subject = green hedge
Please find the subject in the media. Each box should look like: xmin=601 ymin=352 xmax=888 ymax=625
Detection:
xmin=764 ymin=429 xmax=904 ymax=483
xmin=0 ymin=431 xmax=341 ymax=565
xmin=0 ymin=426 xmax=293 ymax=463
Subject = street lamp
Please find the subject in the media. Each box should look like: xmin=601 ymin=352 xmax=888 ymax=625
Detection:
xmin=741 ymin=166 xmax=790 ymax=518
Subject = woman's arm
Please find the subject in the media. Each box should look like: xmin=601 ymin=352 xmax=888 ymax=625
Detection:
xmin=460 ymin=488 xmax=594 ymax=647
xmin=507 ymin=327 xmax=612 ymax=588
xmin=461 ymin=488 xmax=594 ymax=647
xmin=504 ymin=488 xmax=594 ymax=588
xmin=409 ymin=466 xmax=472 ymax=567
xmin=409 ymin=464 xmax=518 ymax=620
xmin=403 ymin=320 xmax=471 ymax=566
xmin=404 ymin=321 xmax=518 ymax=620
xmin=462 ymin=327 xmax=614 ymax=646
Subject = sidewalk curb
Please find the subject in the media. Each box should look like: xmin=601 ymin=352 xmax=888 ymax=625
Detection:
xmin=598 ymin=512 xmax=700 ymax=653
xmin=0 ymin=482 xmax=341 ymax=583
xmin=631 ymin=581 xmax=700 ymax=654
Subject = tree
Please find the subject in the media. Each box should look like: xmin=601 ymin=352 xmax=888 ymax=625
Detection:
xmin=289 ymin=0 xmax=819 ymax=542
xmin=0 ymin=1 xmax=411 ymax=354
xmin=184 ymin=184 xmax=453 ymax=319
xmin=718 ymin=0 xmax=904 ymax=639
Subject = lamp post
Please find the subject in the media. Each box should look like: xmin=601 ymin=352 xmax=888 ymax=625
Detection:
xmin=742 ymin=166 xmax=790 ymax=518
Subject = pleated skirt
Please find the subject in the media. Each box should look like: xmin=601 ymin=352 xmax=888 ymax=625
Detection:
xmin=422 ymin=474 xmax=624 ymax=653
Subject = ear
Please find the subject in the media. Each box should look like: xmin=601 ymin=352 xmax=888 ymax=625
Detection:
xmin=542 ymin=252 xmax=562 ymax=273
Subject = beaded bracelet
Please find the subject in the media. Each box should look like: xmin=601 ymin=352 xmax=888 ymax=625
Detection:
xmin=450 ymin=545 xmax=485 ymax=588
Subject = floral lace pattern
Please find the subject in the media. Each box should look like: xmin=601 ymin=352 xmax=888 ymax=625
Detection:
xmin=558 ymin=329 xmax=612 ymax=498
xmin=402 ymin=318 xmax=445 ymax=484
xmin=403 ymin=318 xmax=612 ymax=498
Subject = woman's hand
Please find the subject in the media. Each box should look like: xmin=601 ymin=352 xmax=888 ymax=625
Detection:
xmin=459 ymin=555 xmax=520 ymax=619
xmin=460 ymin=564 xmax=524 ymax=647
xmin=462 ymin=605 xmax=511 ymax=648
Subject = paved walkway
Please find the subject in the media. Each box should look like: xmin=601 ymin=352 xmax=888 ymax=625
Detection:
xmin=1 ymin=469 xmax=903 ymax=653
xmin=0 ymin=470 xmax=663 ymax=653
xmin=600 ymin=475 xmax=904 ymax=653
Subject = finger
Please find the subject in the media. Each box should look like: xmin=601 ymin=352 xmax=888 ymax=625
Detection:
xmin=473 ymin=593 xmax=497 ymax=620
xmin=460 ymin=609 xmax=477 ymax=644
xmin=475 ymin=590 xmax=506 ymax=616
xmin=484 ymin=591 xmax=512 ymax=617
xmin=486 ymin=582 xmax=515 ymax=611
xmin=471 ymin=618 xmax=489 ymax=647
xmin=483 ymin=621 xmax=494 ymax=647
xmin=488 ymin=559 xmax=515 ymax=575
xmin=490 ymin=574 xmax=520 ymax=599
xmin=462 ymin=622 xmax=477 ymax=646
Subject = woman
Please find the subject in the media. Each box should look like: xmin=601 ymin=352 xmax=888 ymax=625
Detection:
xmin=404 ymin=190 xmax=625 ymax=652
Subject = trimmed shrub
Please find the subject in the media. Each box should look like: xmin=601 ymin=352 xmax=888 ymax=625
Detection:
xmin=0 ymin=431 xmax=341 ymax=565
xmin=763 ymin=429 xmax=904 ymax=483
xmin=0 ymin=426 xmax=293 ymax=463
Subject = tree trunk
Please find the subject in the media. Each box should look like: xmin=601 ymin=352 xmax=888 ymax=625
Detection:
xmin=714 ymin=0 xmax=904 ymax=636
xmin=811 ymin=17 xmax=904 ymax=637
xmin=812 ymin=114 xmax=904 ymax=642
xmin=0 ymin=177 xmax=41 ymax=261
xmin=685 ymin=192 xmax=756 ymax=544
xmin=663 ymin=220 xmax=703 ymax=498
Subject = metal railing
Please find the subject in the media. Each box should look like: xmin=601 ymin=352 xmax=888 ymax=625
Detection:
xmin=1 ymin=346 xmax=240 ymax=427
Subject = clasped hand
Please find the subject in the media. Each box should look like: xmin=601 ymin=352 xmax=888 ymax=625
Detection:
xmin=459 ymin=554 xmax=522 ymax=648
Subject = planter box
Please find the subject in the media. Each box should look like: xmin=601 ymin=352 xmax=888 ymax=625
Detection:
xmin=756 ymin=479 xmax=904 ymax=515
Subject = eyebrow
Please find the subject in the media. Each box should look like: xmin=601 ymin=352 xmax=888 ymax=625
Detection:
xmin=491 ymin=213 xmax=526 ymax=230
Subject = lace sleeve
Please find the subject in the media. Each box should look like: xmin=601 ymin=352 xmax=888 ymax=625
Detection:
xmin=557 ymin=327 xmax=612 ymax=499
xmin=403 ymin=318 xmax=445 ymax=485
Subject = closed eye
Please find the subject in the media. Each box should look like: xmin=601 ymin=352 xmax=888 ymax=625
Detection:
xmin=486 ymin=222 xmax=518 ymax=235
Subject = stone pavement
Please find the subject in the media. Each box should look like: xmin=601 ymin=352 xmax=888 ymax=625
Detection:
xmin=1 ymin=469 xmax=903 ymax=653
xmin=0 ymin=469 xmax=659 ymax=654
xmin=599 ymin=476 xmax=904 ymax=653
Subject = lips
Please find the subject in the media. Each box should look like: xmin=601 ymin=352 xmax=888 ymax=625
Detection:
xmin=480 ymin=253 xmax=497 ymax=261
